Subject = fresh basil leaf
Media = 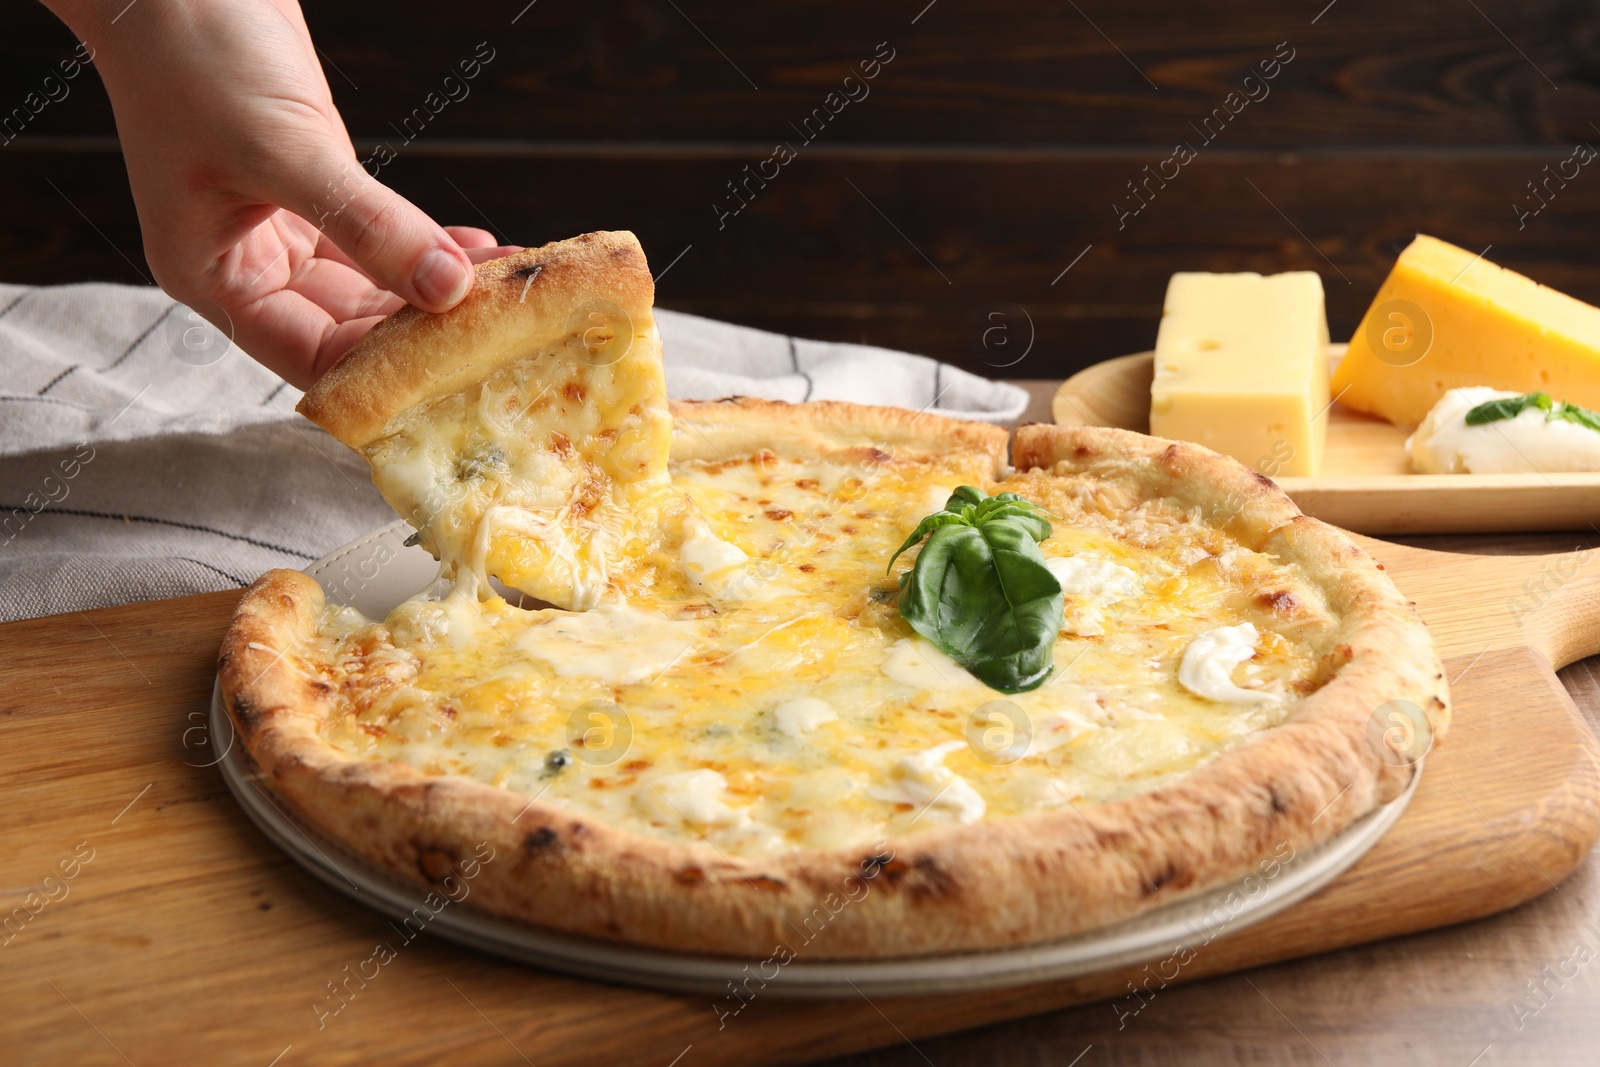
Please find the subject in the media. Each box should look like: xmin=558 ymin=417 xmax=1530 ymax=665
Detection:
xmin=940 ymin=489 xmax=979 ymax=511
xmin=898 ymin=521 xmax=1064 ymax=694
xmin=887 ymin=512 xmax=971 ymax=572
xmin=1465 ymin=392 xmax=1552 ymax=426
xmin=1462 ymin=391 xmax=1600 ymax=435
xmin=1553 ymin=401 xmax=1600 ymax=433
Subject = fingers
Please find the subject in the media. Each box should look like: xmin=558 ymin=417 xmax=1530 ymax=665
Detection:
xmin=465 ymin=244 xmax=525 ymax=264
xmin=285 ymin=256 xmax=406 ymax=321
xmin=313 ymin=228 xmax=521 ymax=282
xmin=272 ymin=154 xmax=475 ymax=314
xmin=227 ymin=285 xmax=384 ymax=390
xmin=444 ymin=226 xmax=501 ymax=249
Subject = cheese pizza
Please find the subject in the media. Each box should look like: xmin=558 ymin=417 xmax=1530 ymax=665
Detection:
xmin=219 ymin=231 xmax=1447 ymax=958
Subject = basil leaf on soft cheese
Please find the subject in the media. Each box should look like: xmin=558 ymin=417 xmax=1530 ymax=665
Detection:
xmin=890 ymin=486 xmax=1064 ymax=694
xmin=1465 ymin=390 xmax=1568 ymax=428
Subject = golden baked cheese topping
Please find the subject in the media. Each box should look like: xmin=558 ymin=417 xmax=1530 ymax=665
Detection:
xmin=310 ymin=445 xmax=1340 ymax=858
xmin=363 ymin=316 xmax=673 ymax=611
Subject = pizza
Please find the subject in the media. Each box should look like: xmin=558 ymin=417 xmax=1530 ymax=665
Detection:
xmin=219 ymin=231 xmax=1448 ymax=959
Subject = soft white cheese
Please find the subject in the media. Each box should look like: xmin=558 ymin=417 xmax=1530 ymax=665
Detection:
xmin=638 ymin=769 xmax=747 ymax=828
xmin=1178 ymin=623 xmax=1276 ymax=704
xmin=1046 ymin=556 xmax=1141 ymax=637
xmin=1407 ymin=387 xmax=1600 ymax=474
xmin=872 ymin=740 xmax=986 ymax=823
xmin=513 ymin=604 xmax=700 ymax=683
xmin=1046 ymin=556 xmax=1140 ymax=600
xmin=918 ymin=484 xmax=955 ymax=517
xmin=880 ymin=637 xmax=982 ymax=692
xmin=771 ymin=697 xmax=838 ymax=739
xmin=679 ymin=519 xmax=749 ymax=596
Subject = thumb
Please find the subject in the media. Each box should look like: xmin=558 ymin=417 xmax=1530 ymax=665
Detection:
xmin=282 ymin=155 xmax=474 ymax=312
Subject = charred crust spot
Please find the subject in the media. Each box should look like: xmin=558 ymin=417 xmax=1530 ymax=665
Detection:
xmin=521 ymin=827 xmax=559 ymax=854
xmin=871 ymin=855 xmax=955 ymax=901
xmin=1073 ymin=444 xmax=1094 ymax=458
xmin=764 ymin=508 xmax=794 ymax=522
xmin=906 ymin=856 xmax=956 ymax=901
xmin=562 ymin=382 xmax=586 ymax=404
xmin=858 ymin=851 xmax=894 ymax=878
xmin=864 ymin=448 xmax=892 ymax=465
xmin=675 ymin=865 xmax=705 ymax=886
xmin=231 ymin=695 xmax=258 ymax=730
xmin=1251 ymin=470 xmax=1276 ymax=488
xmin=798 ymin=563 xmax=816 ymax=573
xmin=549 ymin=432 xmax=574 ymax=457
xmin=512 ymin=263 xmax=544 ymax=280
xmin=1256 ymin=589 xmax=1299 ymax=615
xmin=309 ymin=680 xmax=332 ymax=694
xmin=415 ymin=844 xmax=460 ymax=884
xmin=1144 ymin=863 xmax=1185 ymax=896
xmin=1267 ymin=787 xmax=1289 ymax=816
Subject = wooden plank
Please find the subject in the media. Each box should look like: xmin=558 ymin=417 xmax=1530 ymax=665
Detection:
xmin=5 ymin=0 xmax=1597 ymax=145
xmin=4 ymin=147 xmax=1599 ymax=381
xmin=1 ymin=534 xmax=1597 ymax=1065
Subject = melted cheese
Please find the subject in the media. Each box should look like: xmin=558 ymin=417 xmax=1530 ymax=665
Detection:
xmin=871 ymin=741 xmax=986 ymax=824
xmin=312 ymin=444 xmax=1336 ymax=858
xmin=362 ymin=324 xmax=673 ymax=609
xmin=772 ymin=698 xmax=838 ymax=739
xmin=513 ymin=604 xmax=702 ymax=683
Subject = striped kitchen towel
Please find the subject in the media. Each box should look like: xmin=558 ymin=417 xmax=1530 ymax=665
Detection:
xmin=0 ymin=282 xmax=1027 ymax=621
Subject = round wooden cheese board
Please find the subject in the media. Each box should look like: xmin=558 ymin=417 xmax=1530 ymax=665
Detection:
xmin=1052 ymin=347 xmax=1600 ymax=534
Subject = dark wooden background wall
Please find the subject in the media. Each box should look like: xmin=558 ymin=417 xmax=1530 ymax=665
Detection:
xmin=3 ymin=0 xmax=1599 ymax=381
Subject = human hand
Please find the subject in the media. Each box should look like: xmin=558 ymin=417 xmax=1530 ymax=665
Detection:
xmin=43 ymin=0 xmax=517 ymax=388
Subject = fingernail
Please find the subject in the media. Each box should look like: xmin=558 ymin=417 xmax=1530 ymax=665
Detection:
xmin=413 ymin=248 xmax=471 ymax=308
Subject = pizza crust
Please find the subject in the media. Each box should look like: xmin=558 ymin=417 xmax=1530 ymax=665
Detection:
xmin=219 ymin=412 xmax=1448 ymax=959
xmin=297 ymin=230 xmax=657 ymax=450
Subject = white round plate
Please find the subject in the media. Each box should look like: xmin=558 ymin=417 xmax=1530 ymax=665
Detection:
xmin=210 ymin=522 xmax=1419 ymax=998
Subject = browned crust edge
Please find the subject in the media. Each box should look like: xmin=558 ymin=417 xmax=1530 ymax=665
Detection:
xmin=219 ymin=414 xmax=1448 ymax=960
xmin=670 ymin=396 xmax=1011 ymax=472
xmin=296 ymin=231 xmax=656 ymax=450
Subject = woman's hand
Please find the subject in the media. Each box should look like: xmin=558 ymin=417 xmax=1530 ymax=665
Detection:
xmin=42 ymin=0 xmax=516 ymax=387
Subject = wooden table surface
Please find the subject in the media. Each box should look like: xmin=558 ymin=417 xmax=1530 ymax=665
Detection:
xmin=817 ymin=383 xmax=1600 ymax=1067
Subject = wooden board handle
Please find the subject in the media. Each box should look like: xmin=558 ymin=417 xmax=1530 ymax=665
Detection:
xmin=1517 ymin=548 xmax=1600 ymax=669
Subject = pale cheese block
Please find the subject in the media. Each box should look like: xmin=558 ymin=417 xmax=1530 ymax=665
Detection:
xmin=1149 ymin=271 xmax=1330 ymax=477
xmin=1332 ymin=235 xmax=1600 ymax=429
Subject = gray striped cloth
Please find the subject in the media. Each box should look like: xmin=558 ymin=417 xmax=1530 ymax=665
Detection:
xmin=0 ymin=282 xmax=1027 ymax=622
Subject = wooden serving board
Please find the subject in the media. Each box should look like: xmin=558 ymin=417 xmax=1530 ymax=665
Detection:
xmin=1052 ymin=351 xmax=1600 ymax=535
xmin=4 ymin=537 xmax=1600 ymax=1067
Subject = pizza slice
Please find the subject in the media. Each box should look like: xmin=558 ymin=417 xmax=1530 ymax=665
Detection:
xmin=297 ymin=230 xmax=673 ymax=610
